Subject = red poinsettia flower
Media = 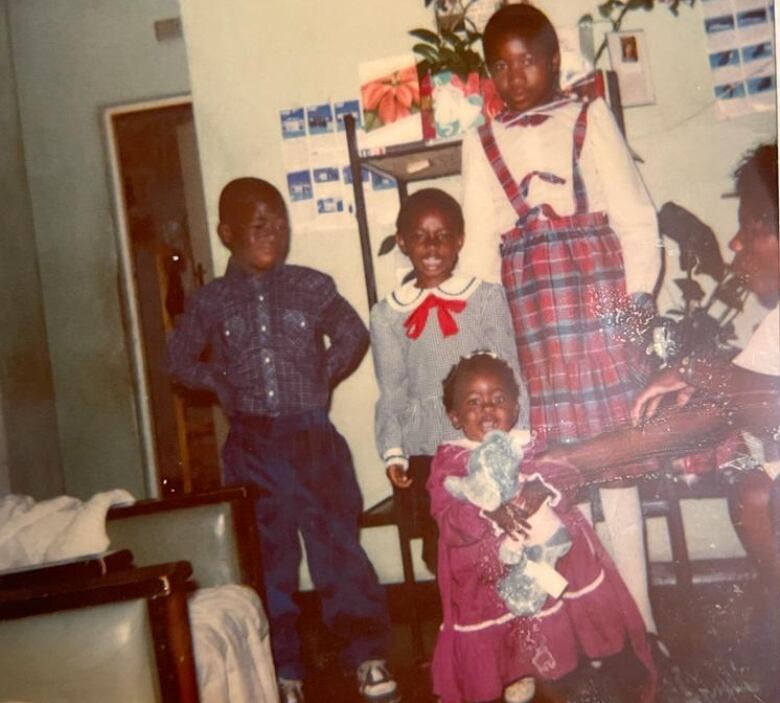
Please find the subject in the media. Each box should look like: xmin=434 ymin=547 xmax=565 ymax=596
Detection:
xmin=362 ymin=65 xmax=420 ymax=125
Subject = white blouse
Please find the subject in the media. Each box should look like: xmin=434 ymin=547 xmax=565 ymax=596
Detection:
xmin=458 ymin=97 xmax=661 ymax=297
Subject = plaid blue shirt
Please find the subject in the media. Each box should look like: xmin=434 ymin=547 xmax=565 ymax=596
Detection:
xmin=167 ymin=260 xmax=369 ymax=417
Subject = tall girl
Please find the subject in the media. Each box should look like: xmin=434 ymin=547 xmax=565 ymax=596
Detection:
xmin=458 ymin=4 xmax=662 ymax=639
xmin=428 ymin=353 xmax=656 ymax=703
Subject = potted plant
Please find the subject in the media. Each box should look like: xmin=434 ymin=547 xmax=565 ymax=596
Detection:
xmin=649 ymin=201 xmax=748 ymax=367
xmin=410 ymin=1 xmax=503 ymax=140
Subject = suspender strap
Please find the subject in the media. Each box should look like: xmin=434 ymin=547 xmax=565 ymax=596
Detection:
xmin=477 ymin=121 xmax=531 ymax=220
xmin=571 ymin=102 xmax=590 ymax=215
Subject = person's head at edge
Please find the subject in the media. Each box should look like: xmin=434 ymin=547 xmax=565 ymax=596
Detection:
xmin=217 ymin=178 xmax=290 ymax=274
xmin=729 ymin=143 xmax=779 ymax=308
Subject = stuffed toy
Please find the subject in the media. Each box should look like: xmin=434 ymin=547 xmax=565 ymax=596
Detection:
xmin=444 ymin=430 xmax=573 ymax=616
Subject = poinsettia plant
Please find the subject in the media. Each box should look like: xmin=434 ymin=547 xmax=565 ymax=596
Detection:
xmin=361 ymin=65 xmax=421 ymax=131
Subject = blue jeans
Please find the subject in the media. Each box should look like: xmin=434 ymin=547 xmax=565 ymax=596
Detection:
xmin=223 ymin=409 xmax=389 ymax=680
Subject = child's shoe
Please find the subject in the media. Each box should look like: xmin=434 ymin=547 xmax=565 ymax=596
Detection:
xmin=356 ymin=659 xmax=400 ymax=702
xmin=504 ymin=676 xmax=535 ymax=703
xmin=278 ymin=677 xmax=305 ymax=703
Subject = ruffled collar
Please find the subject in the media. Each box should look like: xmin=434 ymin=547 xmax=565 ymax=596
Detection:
xmin=494 ymin=94 xmax=576 ymax=126
xmin=386 ymin=275 xmax=480 ymax=312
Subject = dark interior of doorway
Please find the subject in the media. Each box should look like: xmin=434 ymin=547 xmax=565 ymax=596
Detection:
xmin=112 ymin=102 xmax=220 ymax=495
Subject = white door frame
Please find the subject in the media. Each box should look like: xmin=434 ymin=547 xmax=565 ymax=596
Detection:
xmin=102 ymin=93 xmax=194 ymax=499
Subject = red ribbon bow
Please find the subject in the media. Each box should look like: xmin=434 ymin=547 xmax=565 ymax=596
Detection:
xmin=403 ymin=294 xmax=466 ymax=340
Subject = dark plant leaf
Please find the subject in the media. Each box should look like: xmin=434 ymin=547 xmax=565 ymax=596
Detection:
xmin=377 ymin=234 xmax=397 ymax=256
xmin=413 ymin=43 xmax=440 ymax=62
xmin=718 ymin=320 xmax=736 ymax=343
xmin=658 ymin=201 xmax=725 ymax=280
xmin=416 ymin=59 xmax=432 ymax=79
xmin=713 ymin=276 xmax=746 ymax=311
xmin=402 ymin=269 xmax=417 ymax=285
xmin=688 ymin=309 xmax=721 ymax=346
xmin=363 ymin=111 xmax=381 ymax=131
xmin=442 ymin=29 xmax=461 ymax=47
xmin=409 ymin=28 xmax=441 ymax=45
xmin=674 ymin=277 xmax=705 ymax=301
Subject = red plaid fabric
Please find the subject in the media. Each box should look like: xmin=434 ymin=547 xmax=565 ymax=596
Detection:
xmin=479 ymin=102 xmax=655 ymax=479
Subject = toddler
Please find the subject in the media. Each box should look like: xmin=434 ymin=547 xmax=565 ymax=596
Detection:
xmin=428 ymin=353 xmax=656 ymax=703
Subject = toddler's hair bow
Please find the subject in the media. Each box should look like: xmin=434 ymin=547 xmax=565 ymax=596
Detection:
xmin=403 ymin=294 xmax=466 ymax=340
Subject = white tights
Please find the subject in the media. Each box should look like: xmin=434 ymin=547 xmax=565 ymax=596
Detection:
xmin=578 ymin=484 xmax=658 ymax=635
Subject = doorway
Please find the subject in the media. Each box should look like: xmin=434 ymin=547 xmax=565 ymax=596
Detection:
xmin=104 ymin=96 xmax=220 ymax=496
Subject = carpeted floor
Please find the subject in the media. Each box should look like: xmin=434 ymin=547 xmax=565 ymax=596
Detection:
xmin=297 ymin=579 xmax=779 ymax=703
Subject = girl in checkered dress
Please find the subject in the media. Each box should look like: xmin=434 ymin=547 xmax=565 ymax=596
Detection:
xmin=458 ymin=5 xmax=663 ymax=642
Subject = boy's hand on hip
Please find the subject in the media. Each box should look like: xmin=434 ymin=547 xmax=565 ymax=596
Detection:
xmin=387 ymin=464 xmax=413 ymax=488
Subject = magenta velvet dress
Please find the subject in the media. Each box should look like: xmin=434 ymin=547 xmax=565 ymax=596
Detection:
xmin=427 ymin=441 xmax=657 ymax=703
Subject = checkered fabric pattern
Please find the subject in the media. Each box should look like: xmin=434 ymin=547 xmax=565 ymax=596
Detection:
xmin=167 ymin=260 xmax=368 ymax=417
xmin=479 ymin=103 xmax=653 ymax=459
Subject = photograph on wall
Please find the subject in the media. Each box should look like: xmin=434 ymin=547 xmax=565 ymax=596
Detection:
xmin=701 ymin=0 xmax=776 ymax=118
xmin=279 ymin=100 xmax=364 ymax=231
xmin=306 ymin=103 xmax=335 ymax=136
xmin=280 ymin=107 xmax=306 ymax=139
xmin=334 ymin=99 xmax=362 ymax=131
xmin=358 ymin=53 xmax=423 ymax=150
xmin=607 ymin=30 xmax=656 ymax=106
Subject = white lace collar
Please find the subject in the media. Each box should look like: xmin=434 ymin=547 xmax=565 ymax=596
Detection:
xmin=386 ymin=275 xmax=480 ymax=312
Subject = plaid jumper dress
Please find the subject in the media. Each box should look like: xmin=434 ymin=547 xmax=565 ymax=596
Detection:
xmin=479 ymin=102 xmax=652 ymax=452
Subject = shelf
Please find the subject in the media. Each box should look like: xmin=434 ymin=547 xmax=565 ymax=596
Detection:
xmin=360 ymin=140 xmax=461 ymax=184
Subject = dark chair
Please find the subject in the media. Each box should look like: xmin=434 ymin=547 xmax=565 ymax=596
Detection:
xmin=361 ymin=485 xmax=436 ymax=659
xmin=0 ymin=561 xmax=199 ymax=703
xmin=0 ymin=486 xmax=274 ymax=703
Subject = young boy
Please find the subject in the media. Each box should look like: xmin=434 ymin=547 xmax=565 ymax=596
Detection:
xmin=167 ymin=177 xmax=398 ymax=703
xmin=457 ymin=4 xmax=664 ymax=649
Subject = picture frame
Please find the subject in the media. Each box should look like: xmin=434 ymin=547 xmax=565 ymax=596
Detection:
xmin=607 ymin=29 xmax=656 ymax=107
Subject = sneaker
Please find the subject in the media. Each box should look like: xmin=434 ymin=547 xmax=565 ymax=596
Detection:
xmin=504 ymin=676 xmax=535 ymax=703
xmin=278 ymin=677 xmax=304 ymax=703
xmin=356 ymin=659 xmax=399 ymax=702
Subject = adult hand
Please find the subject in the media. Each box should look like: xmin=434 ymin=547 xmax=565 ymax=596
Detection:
xmin=386 ymin=464 xmax=413 ymax=488
xmin=631 ymin=367 xmax=695 ymax=426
